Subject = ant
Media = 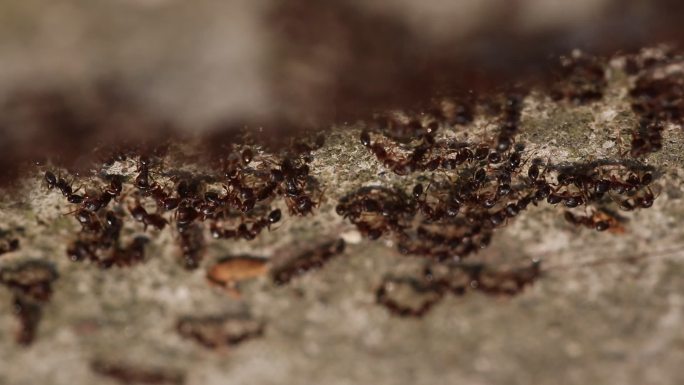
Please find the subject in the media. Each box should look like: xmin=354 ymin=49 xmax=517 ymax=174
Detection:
xmin=66 ymin=239 xmax=98 ymax=262
xmin=69 ymin=208 xmax=102 ymax=233
xmin=209 ymin=223 xmax=238 ymax=240
xmin=623 ymin=171 xmax=653 ymax=190
xmin=526 ymin=157 xmax=550 ymax=185
xmin=104 ymin=174 xmax=124 ymax=198
xmin=474 ymin=260 xmax=541 ymax=296
xmin=81 ymin=190 xmax=114 ymax=212
xmin=634 ymin=189 xmax=656 ymax=208
xmin=547 ymin=192 xmax=585 ymax=208
xmin=271 ymin=239 xmax=345 ymax=285
xmin=360 ymin=130 xmax=371 ymax=147
xmin=175 ymin=203 xmax=200 ymax=232
xmin=100 ymin=211 xmax=123 ymax=248
xmin=619 ymin=188 xmax=657 ymax=210
xmin=375 ymin=276 xmax=445 ymax=318
xmin=149 ymin=184 xmax=180 ymax=211
xmin=630 ymin=120 xmax=664 ymax=158
xmin=71 ymin=175 xmax=123 ymax=211
xmin=176 ymin=314 xmax=265 ymax=350
xmin=67 ymin=194 xmax=84 ymax=204
xmin=564 ymin=210 xmax=624 ymax=233
xmin=134 ymin=156 xmax=155 ymax=191
xmin=411 ymin=183 xmax=441 ymax=219
xmin=285 ymin=195 xmax=316 ymax=216
xmin=177 ymin=179 xmax=202 ymax=200
xmin=178 ymin=224 xmax=204 ymax=270
xmin=488 ymin=210 xmax=507 ymax=227
xmin=474 ymin=145 xmax=490 ymax=161
xmin=129 ymin=201 xmax=167 ymax=231
xmin=44 ymin=171 xmax=57 ymax=190
xmin=563 ymin=194 xmax=585 ymax=208
xmin=241 ymin=148 xmax=254 ymax=164
xmin=496 ymin=93 xmax=525 ymax=151
xmin=256 ymin=181 xmax=278 ymax=201
xmin=250 ymin=209 xmax=282 ymax=234
xmin=111 ymin=236 xmax=149 ymax=267
xmin=45 ymin=171 xmax=77 ymax=197
xmin=211 ymin=209 xmax=281 ymax=240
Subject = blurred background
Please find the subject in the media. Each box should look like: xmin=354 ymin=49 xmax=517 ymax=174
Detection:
xmin=0 ymin=0 xmax=682 ymax=176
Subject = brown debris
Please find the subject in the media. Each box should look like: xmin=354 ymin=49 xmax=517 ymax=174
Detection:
xmin=207 ymin=255 xmax=269 ymax=294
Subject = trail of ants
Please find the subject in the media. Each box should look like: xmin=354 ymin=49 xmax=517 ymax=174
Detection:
xmin=624 ymin=49 xmax=684 ymax=158
xmin=19 ymin=49 xmax=681 ymax=333
xmin=41 ymin=132 xmax=325 ymax=271
xmin=347 ymin=73 xmax=671 ymax=317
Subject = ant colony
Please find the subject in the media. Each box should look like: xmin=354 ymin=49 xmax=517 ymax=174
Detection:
xmin=0 ymin=49 xmax=676 ymax=351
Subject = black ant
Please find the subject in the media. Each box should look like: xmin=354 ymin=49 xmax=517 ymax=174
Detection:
xmin=271 ymin=239 xmax=345 ymax=285
xmin=360 ymin=130 xmax=371 ymax=147
xmin=285 ymin=195 xmax=315 ymax=216
xmin=256 ymin=181 xmax=278 ymax=201
xmin=548 ymin=192 xmax=585 ymax=208
xmin=111 ymin=236 xmax=149 ymax=267
xmin=81 ymin=190 xmax=114 ymax=212
xmin=633 ymin=188 xmax=657 ymax=209
xmin=69 ymin=208 xmax=102 ymax=233
xmin=211 ymin=209 xmax=281 ymax=240
xmin=45 ymin=171 xmax=77 ymax=197
xmin=629 ymin=120 xmax=664 ymax=158
xmin=241 ymin=148 xmax=253 ymax=164
xmin=149 ymin=184 xmax=179 ymax=211
xmin=250 ymin=209 xmax=281 ymax=233
xmin=375 ymin=276 xmax=445 ymax=318
xmin=564 ymin=210 xmax=624 ymax=233
xmin=44 ymin=171 xmax=57 ymax=190
xmin=563 ymin=194 xmax=584 ymax=208
xmin=129 ymin=201 xmax=167 ymax=231
xmin=67 ymin=194 xmax=84 ymax=204
xmin=100 ymin=211 xmax=123 ymax=248
xmin=134 ymin=156 xmax=155 ymax=191
xmin=175 ymin=203 xmax=199 ymax=231
xmin=178 ymin=224 xmax=204 ymax=269
xmin=67 ymin=239 xmax=98 ymax=262
xmin=176 ymin=179 xmax=203 ymax=201
xmin=104 ymin=174 xmax=124 ymax=198
xmin=209 ymin=223 xmax=238 ymax=239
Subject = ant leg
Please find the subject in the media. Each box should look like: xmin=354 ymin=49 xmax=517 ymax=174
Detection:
xmin=314 ymin=187 xmax=327 ymax=209
xmin=62 ymin=207 xmax=81 ymax=216
xmin=71 ymin=184 xmax=84 ymax=195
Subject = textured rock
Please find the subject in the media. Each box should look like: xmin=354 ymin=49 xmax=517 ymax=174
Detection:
xmin=1 ymin=51 xmax=684 ymax=385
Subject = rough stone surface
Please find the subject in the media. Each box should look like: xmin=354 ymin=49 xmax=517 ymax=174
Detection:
xmin=1 ymin=58 xmax=684 ymax=385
